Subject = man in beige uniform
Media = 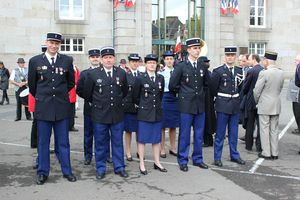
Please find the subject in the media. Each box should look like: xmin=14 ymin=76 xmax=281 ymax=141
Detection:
xmin=253 ymin=51 xmax=284 ymax=160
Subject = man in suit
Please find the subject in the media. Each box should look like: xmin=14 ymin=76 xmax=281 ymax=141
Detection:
xmin=83 ymin=46 xmax=128 ymax=180
xmin=210 ymin=46 xmax=246 ymax=167
xmin=28 ymin=32 xmax=76 ymax=185
xmin=242 ymin=54 xmax=264 ymax=152
xmin=254 ymin=51 xmax=284 ymax=160
xmin=10 ymin=58 xmax=32 ymax=121
xmin=294 ymin=54 xmax=300 ymax=155
xmin=169 ymin=38 xmax=210 ymax=172
xmin=76 ymin=48 xmax=101 ymax=165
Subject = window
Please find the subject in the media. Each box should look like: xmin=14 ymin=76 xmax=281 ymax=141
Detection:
xmin=59 ymin=0 xmax=84 ymax=20
xmin=249 ymin=42 xmax=266 ymax=57
xmin=250 ymin=0 xmax=266 ymax=27
xmin=60 ymin=37 xmax=84 ymax=54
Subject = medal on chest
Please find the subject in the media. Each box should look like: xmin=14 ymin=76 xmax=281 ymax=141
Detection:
xmin=116 ymin=77 xmax=120 ymax=85
xmin=97 ymin=79 xmax=102 ymax=94
xmin=59 ymin=67 xmax=63 ymax=75
xmin=200 ymin=69 xmax=203 ymax=77
xmin=158 ymin=81 xmax=162 ymax=90
xmin=224 ymin=79 xmax=227 ymax=87
xmin=186 ymin=74 xmax=189 ymax=83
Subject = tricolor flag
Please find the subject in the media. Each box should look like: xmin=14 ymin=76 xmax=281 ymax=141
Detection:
xmin=230 ymin=0 xmax=239 ymax=14
xmin=114 ymin=0 xmax=119 ymax=8
xmin=220 ymin=0 xmax=228 ymax=15
xmin=174 ymin=30 xmax=181 ymax=53
xmin=124 ymin=0 xmax=136 ymax=8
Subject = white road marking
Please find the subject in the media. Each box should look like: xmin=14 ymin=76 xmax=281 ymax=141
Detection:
xmin=1 ymin=140 xmax=300 ymax=181
xmin=249 ymin=117 xmax=295 ymax=173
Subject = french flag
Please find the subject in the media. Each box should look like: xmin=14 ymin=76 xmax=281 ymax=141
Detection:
xmin=124 ymin=0 xmax=136 ymax=8
xmin=220 ymin=0 xmax=228 ymax=15
xmin=174 ymin=30 xmax=181 ymax=53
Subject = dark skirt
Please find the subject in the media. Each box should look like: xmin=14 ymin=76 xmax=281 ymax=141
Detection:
xmin=137 ymin=121 xmax=162 ymax=144
xmin=162 ymin=92 xmax=180 ymax=128
xmin=124 ymin=113 xmax=138 ymax=132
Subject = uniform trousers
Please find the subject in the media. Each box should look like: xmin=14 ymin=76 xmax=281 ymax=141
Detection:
xmin=36 ymin=118 xmax=72 ymax=176
xmin=93 ymin=121 xmax=125 ymax=174
xmin=259 ymin=114 xmax=279 ymax=157
xmin=177 ymin=112 xmax=205 ymax=165
xmin=214 ymin=112 xmax=241 ymax=161
xmin=84 ymin=115 xmax=94 ymax=161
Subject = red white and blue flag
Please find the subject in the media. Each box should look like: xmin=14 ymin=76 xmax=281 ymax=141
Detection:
xmin=220 ymin=0 xmax=228 ymax=15
xmin=174 ymin=30 xmax=181 ymax=53
xmin=230 ymin=0 xmax=239 ymax=14
xmin=228 ymin=0 xmax=239 ymax=14
xmin=124 ymin=0 xmax=136 ymax=8
xmin=114 ymin=0 xmax=119 ymax=8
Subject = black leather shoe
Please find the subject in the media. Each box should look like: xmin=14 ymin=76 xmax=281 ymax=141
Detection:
xmin=291 ymin=129 xmax=300 ymax=134
xmin=84 ymin=160 xmax=91 ymax=165
xmin=69 ymin=127 xmax=78 ymax=132
xmin=36 ymin=174 xmax=48 ymax=185
xmin=169 ymin=150 xmax=178 ymax=156
xmin=298 ymin=151 xmax=300 ymax=155
xmin=126 ymin=155 xmax=133 ymax=162
xmin=115 ymin=170 xmax=128 ymax=178
xmin=14 ymin=118 xmax=21 ymax=121
xmin=193 ymin=162 xmax=208 ymax=169
xmin=239 ymin=136 xmax=245 ymax=142
xmin=96 ymin=172 xmax=105 ymax=180
xmin=179 ymin=165 xmax=188 ymax=172
xmin=140 ymin=168 xmax=148 ymax=175
xmin=160 ymin=153 xmax=167 ymax=158
xmin=258 ymin=152 xmax=272 ymax=160
xmin=271 ymin=156 xmax=278 ymax=160
xmin=50 ymin=149 xmax=55 ymax=154
xmin=154 ymin=163 xmax=167 ymax=172
xmin=63 ymin=174 xmax=77 ymax=182
xmin=26 ymin=117 xmax=32 ymax=121
xmin=214 ymin=160 xmax=223 ymax=167
xmin=231 ymin=158 xmax=246 ymax=165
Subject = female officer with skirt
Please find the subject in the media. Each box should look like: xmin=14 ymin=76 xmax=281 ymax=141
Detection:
xmin=133 ymin=54 xmax=167 ymax=175
xmin=158 ymin=51 xmax=180 ymax=158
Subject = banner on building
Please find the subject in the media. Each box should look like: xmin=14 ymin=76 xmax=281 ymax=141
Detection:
xmin=220 ymin=0 xmax=239 ymax=15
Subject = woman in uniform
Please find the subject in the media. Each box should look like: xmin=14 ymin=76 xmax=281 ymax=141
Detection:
xmin=133 ymin=54 xmax=167 ymax=175
xmin=158 ymin=51 xmax=179 ymax=158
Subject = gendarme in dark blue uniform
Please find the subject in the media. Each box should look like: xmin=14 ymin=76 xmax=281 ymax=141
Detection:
xmin=28 ymin=32 xmax=76 ymax=184
xmin=210 ymin=46 xmax=246 ymax=167
xmin=76 ymin=48 xmax=101 ymax=165
xmin=83 ymin=47 xmax=129 ymax=179
xmin=169 ymin=38 xmax=210 ymax=171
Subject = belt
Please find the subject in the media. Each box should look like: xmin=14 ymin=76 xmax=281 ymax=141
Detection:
xmin=217 ymin=92 xmax=239 ymax=98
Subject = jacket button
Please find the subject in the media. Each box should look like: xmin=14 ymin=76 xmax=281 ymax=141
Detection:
xmin=53 ymin=87 xmax=55 ymax=89
xmin=153 ymin=94 xmax=156 ymax=97
xmin=110 ymin=85 xmax=113 ymax=87
xmin=111 ymin=103 xmax=113 ymax=106
xmin=111 ymin=91 xmax=113 ymax=94
xmin=52 ymin=79 xmax=54 ymax=81
xmin=53 ymin=94 xmax=55 ymax=97
xmin=111 ymin=97 xmax=113 ymax=100
xmin=196 ymin=92 xmax=198 ymax=94
xmin=153 ymin=100 xmax=156 ymax=102
xmin=153 ymin=105 xmax=156 ymax=107
xmin=52 ymin=71 xmax=54 ymax=74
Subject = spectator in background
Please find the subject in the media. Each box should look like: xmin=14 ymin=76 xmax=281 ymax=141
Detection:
xmin=0 ymin=61 xmax=10 ymax=105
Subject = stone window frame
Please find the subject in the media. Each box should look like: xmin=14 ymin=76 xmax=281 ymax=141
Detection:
xmin=249 ymin=41 xmax=266 ymax=57
xmin=250 ymin=0 xmax=266 ymax=28
xmin=60 ymin=36 xmax=85 ymax=54
xmin=55 ymin=0 xmax=89 ymax=24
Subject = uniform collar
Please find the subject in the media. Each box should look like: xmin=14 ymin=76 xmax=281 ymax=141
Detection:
xmin=45 ymin=51 xmax=58 ymax=63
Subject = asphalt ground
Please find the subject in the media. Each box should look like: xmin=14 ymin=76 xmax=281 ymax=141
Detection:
xmin=0 ymin=81 xmax=299 ymax=200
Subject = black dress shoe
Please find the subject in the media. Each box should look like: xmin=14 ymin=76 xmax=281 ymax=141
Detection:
xmin=84 ymin=160 xmax=91 ymax=165
xmin=160 ymin=153 xmax=167 ymax=158
xmin=214 ymin=160 xmax=223 ymax=167
xmin=153 ymin=163 xmax=167 ymax=172
xmin=231 ymin=158 xmax=246 ymax=165
xmin=50 ymin=149 xmax=55 ymax=154
xmin=193 ymin=162 xmax=208 ymax=169
xmin=96 ymin=172 xmax=105 ymax=180
xmin=63 ymin=174 xmax=77 ymax=182
xmin=179 ymin=165 xmax=188 ymax=172
xmin=298 ymin=151 xmax=300 ymax=155
xmin=36 ymin=174 xmax=48 ymax=185
xmin=239 ymin=136 xmax=245 ymax=142
xmin=140 ymin=168 xmax=148 ymax=175
xmin=69 ymin=127 xmax=78 ymax=132
xmin=14 ymin=118 xmax=21 ymax=121
xmin=26 ymin=117 xmax=32 ymax=121
xmin=291 ymin=129 xmax=300 ymax=134
xmin=115 ymin=170 xmax=128 ymax=178
xmin=169 ymin=150 xmax=178 ymax=156
xmin=271 ymin=156 xmax=278 ymax=160
xmin=258 ymin=152 xmax=272 ymax=160
xmin=126 ymin=155 xmax=133 ymax=162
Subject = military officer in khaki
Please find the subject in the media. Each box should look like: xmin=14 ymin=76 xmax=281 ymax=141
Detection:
xmin=253 ymin=51 xmax=284 ymax=160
